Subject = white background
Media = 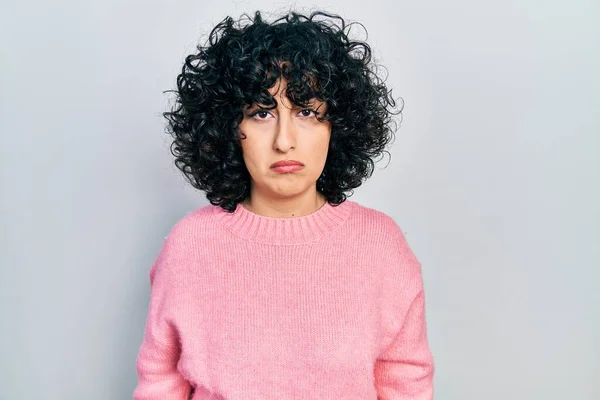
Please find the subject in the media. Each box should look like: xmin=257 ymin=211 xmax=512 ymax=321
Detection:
xmin=1 ymin=0 xmax=598 ymax=398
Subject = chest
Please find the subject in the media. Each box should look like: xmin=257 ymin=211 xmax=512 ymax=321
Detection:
xmin=175 ymin=247 xmax=387 ymax=397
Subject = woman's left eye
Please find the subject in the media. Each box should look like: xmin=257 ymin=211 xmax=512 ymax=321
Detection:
xmin=299 ymin=109 xmax=318 ymax=117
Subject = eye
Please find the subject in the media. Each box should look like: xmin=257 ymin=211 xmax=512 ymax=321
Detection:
xmin=256 ymin=111 xmax=270 ymax=119
xmin=248 ymin=110 xmax=272 ymax=120
xmin=299 ymin=109 xmax=319 ymax=118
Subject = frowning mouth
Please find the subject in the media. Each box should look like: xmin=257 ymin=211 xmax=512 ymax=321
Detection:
xmin=270 ymin=160 xmax=304 ymax=168
xmin=270 ymin=160 xmax=304 ymax=173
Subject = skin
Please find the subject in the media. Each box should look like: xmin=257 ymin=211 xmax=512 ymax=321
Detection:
xmin=238 ymin=78 xmax=331 ymax=218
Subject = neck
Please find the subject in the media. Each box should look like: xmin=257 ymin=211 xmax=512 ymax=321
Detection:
xmin=242 ymin=189 xmax=327 ymax=218
xmin=213 ymin=197 xmax=354 ymax=245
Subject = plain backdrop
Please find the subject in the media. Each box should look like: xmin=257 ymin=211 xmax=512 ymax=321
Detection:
xmin=1 ymin=0 xmax=598 ymax=399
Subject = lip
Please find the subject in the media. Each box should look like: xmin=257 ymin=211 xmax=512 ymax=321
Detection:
xmin=270 ymin=160 xmax=304 ymax=168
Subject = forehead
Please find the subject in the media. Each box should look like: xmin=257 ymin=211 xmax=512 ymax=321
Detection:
xmin=243 ymin=79 xmax=325 ymax=110
xmin=266 ymin=79 xmax=287 ymax=96
xmin=262 ymin=61 xmax=321 ymax=93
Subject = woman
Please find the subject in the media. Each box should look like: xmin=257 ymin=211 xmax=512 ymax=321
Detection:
xmin=134 ymin=10 xmax=434 ymax=400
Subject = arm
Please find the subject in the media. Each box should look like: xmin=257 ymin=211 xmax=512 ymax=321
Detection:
xmin=374 ymin=288 xmax=435 ymax=399
xmin=133 ymin=252 xmax=192 ymax=400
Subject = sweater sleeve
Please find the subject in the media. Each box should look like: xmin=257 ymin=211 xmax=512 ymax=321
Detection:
xmin=374 ymin=285 xmax=435 ymax=400
xmin=133 ymin=249 xmax=192 ymax=400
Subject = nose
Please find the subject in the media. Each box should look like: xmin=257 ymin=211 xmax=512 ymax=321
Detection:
xmin=273 ymin=113 xmax=296 ymax=152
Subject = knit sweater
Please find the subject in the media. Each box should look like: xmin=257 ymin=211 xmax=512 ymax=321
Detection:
xmin=133 ymin=199 xmax=434 ymax=400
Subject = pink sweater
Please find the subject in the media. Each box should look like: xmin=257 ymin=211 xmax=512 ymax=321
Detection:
xmin=133 ymin=199 xmax=434 ymax=399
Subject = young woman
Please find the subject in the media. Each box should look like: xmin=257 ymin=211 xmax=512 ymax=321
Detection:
xmin=134 ymin=10 xmax=434 ymax=400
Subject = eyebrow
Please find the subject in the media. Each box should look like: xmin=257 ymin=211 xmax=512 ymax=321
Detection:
xmin=245 ymin=100 xmax=325 ymax=111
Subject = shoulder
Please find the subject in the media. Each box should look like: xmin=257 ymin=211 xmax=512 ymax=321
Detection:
xmin=166 ymin=203 xmax=218 ymax=241
xmin=349 ymin=200 xmax=409 ymax=241
xmin=149 ymin=203 xmax=220 ymax=277
xmin=349 ymin=200 xmax=421 ymax=271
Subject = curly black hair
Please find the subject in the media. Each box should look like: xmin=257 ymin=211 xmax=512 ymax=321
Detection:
xmin=163 ymin=10 xmax=402 ymax=212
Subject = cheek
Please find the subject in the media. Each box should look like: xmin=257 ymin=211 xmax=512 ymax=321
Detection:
xmin=315 ymin=132 xmax=332 ymax=159
xmin=241 ymin=143 xmax=255 ymax=166
xmin=239 ymin=136 xmax=265 ymax=170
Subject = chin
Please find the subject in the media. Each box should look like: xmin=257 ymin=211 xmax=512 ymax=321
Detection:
xmin=269 ymin=183 xmax=315 ymax=197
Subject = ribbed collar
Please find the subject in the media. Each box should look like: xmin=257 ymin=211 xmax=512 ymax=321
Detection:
xmin=212 ymin=199 xmax=354 ymax=245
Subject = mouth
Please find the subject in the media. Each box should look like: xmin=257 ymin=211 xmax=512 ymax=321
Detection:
xmin=270 ymin=160 xmax=305 ymax=173
xmin=270 ymin=160 xmax=304 ymax=168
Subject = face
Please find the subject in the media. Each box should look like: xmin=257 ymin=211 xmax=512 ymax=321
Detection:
xmin=238 ymin=79 xmax=331 ymax=201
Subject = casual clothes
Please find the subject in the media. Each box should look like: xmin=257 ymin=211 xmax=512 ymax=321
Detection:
xmin=133 ymin=199 xmax=434 ymax=399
